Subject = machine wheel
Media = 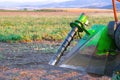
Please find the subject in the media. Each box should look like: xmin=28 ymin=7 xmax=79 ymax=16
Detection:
xmin=112 ymin=72 xmax=120 ymax=80
xmin=112 ymin=64 xmax=120 ymax=80
xmin=108 ymin=21 xmax=116 ymax=39
xmin=115 ymin=24 xmax=120 ymax=50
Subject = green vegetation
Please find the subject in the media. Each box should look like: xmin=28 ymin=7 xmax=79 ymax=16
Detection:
xmin=0 ymin=13 xmax=117 ymax=42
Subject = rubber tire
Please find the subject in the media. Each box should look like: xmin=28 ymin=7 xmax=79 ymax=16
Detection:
xmin=112 ymin=72 xmax=120 ymax=80
xmin=115 ymin=24 xmax=120 ymax=50
xmin=112 ymin=64 xmax=120 ymax=80
xmin=108 ymin=21 xmax=116 ymax=39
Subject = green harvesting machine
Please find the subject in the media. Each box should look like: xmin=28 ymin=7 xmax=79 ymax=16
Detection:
xmin=49 ymin=0 xmax=120 ymax=77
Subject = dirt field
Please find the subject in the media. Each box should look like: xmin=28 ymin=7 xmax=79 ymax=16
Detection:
xmin=0 ymin=42 xmax=111 ymax=80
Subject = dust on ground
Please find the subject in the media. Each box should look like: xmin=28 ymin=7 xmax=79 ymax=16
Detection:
xmin=0 ymin=42 xmax=111 ymax=80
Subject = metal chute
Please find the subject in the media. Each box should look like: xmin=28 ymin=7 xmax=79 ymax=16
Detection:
xmin=60 ymin=25 xmax=109 ymax=75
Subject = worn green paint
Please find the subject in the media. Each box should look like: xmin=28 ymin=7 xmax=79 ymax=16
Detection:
xmin=78 ymin=13 xmax=88 ymax=25
xmin=70 ymin=14 xmax=116 ymax=55
xmin=70 ymin=13 xmax=90 ymax=34
xmin=75 ymin=24 xmax=116 ymax=55
xmin=87 ymin=25 xmax=116 ymax=55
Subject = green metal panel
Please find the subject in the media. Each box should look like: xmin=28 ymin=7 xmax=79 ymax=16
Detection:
xmin=96 ymin=26 xmax=116 ymax=54
xmin=76 ymin=24 xmax=116 ymax=55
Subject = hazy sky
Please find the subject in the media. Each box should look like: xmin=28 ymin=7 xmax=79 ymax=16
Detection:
xmin=0 ymin=0 xmax=72 ymax=2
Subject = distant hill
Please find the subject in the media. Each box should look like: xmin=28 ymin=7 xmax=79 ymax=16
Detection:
xmin=100 ymin=3 xmax=120 ymax=10
xmin=39 ymin=0 xmax=111 ymax=8
xmin=0 ymin=0 xmax=120 ymax=10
